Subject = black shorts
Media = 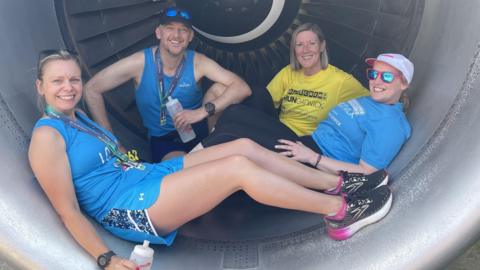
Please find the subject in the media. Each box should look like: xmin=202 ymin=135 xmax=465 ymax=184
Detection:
xmin=150 ymin=119 xmax=209 ymax=162
xmin=203 ymin=104 xmax=320 ymax=154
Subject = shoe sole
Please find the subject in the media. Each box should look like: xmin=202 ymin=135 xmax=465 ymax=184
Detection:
xmin=327 ymin=191 xmax=393 ymax=241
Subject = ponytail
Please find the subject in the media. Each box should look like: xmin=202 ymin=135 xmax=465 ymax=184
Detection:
xmin=401 ymin=92 xmax=410 ymax=113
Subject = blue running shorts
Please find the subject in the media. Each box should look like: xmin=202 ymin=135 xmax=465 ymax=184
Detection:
xmin=100 ymin=156 xmax=184 ymax=245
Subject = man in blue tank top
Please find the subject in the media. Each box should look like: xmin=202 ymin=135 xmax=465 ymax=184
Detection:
xmin=84 ymin=6 xmax=251 ymax=162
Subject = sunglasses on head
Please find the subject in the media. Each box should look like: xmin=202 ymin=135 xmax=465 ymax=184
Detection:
xmin=164 ymin=7 xmax=191 ymax=20
xmin=366 ymin=68 xmax=402 ymax=83
xmin=38 ymin=49 xmax=77 ymax=62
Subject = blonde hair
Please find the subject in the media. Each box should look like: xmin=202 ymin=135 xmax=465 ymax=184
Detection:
xmin=290 ymin=23 xmax=329 ymax=70
xmin=401 ymin=93 xmax=410 ymax=113
xmin=37 ymin=49 xmax=81 ymax=80
xmin=398 ymin=74 xmax=410 ymax=113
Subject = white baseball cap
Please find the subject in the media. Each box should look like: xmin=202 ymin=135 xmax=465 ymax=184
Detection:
xmin=366 ymin=53 xmax=414 ymax=84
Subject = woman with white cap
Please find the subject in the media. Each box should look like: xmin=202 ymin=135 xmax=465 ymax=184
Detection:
xmin=199 ymin=53 xmax=413 ymax=175
xmin=274 ymin=53 xmax=414 ymax=174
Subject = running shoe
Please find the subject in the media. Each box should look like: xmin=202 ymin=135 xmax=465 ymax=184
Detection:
xmin=325 ymin=169 xmax=388 ymax=196
xmin=324 ymin=185 xmax=392 ymax=241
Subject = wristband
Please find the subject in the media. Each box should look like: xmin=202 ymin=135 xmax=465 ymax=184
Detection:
xmin=314 ymin=154 xmax=322 ymax=168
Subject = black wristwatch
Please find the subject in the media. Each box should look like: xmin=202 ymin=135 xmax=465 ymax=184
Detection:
xmin=97 ymin=250 xmax=116 ymax=269
xmin=204 ymin=102 xmax=216 ymax=116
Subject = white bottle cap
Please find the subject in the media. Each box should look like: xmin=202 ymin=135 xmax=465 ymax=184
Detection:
xmin=133 ymin=240 xmax=154 ymax=257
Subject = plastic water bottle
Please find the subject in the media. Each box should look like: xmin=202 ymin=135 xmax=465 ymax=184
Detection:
xmin=165 ymin=96 xmax=196 ymax=143
xmin=129 ymin=240 xmax=154 ymax=270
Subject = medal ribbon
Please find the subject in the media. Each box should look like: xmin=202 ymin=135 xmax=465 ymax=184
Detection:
xmin=154 ymin=47 xmax=186 ymax=125
xmin=44 ymin=106 xmax=145 ymax=170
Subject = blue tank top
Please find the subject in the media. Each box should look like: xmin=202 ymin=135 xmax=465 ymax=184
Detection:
xmin=311 ymin=96 xmax=411 ymax=169
xmin=135 ymin=48 xmax=203 ymax=137
xmin=34 ymin=112 xmax=155 ymax=220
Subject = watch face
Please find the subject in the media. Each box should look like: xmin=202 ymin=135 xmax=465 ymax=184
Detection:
xmin=98 ymin=256 xmax=108 ymax=266
xmin=205 ymin=102 xmax=215 ymax=115
xmin=98 ymin=251 xmax=115 ymax=268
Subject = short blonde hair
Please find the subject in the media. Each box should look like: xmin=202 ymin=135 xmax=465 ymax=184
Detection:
xmin=37 ymin=49 xmax=81 ymax=80
xmin=290 ymin=23 xmax=329 ymax=71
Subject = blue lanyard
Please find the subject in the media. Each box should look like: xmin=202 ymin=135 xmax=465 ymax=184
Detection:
xmin=44 ymin=106 xmax=145 ymax=170
xmin=154 ymin=48 xmax=186 ymax=125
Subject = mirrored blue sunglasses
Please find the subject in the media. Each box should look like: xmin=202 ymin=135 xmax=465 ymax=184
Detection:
xmin=165 ymin=7 xmax=191 ymax=20
xmin=366 ymin=68 xmax=401 ymax=83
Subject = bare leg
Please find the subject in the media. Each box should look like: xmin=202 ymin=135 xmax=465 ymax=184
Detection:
xmin=184 ymin=138 xmax=339 ymax=190
xmin=148 ymin=155 xmax=342 ymax=234
xmin=161 ymin=150 xmax=186 ymax=161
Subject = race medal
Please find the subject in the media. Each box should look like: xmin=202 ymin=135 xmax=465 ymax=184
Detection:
xmin=160 ymin=105 xmax=167 ymax=126
xmin=45 ymin=106 xmax=145 ymax=171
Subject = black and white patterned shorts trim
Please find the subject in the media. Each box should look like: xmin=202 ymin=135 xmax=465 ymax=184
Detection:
xmin=102 ymin=208 xmax=158 ymax=236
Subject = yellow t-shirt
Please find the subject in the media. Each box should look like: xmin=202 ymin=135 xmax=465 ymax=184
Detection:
xmin=267 ymin=65 xmax=369 ymax=136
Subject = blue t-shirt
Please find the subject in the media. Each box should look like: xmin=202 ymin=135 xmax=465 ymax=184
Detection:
xmin=311 ymin=96 xmax=411 ymax=169
xmin=135 ymin=48 xmax=203 ymax=137
xmin=34 ymin=112 xmax=156 ymax=220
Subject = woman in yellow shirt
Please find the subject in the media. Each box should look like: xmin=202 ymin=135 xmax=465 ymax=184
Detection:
xmin=201 ymin=23 xmax=368 ymax=151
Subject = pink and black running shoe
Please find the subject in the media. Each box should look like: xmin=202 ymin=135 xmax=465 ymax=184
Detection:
xmin=324 ymin=185 xmax=392 ymax=241
xmin=326 ymin=169 xmax=389 ymax=196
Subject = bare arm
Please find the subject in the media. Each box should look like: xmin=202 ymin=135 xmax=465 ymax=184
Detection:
xmin=315 ymin=156 xmax=377 ymax=175
xmin=173 ymin=53 xmax=251 ymax=129
xmin=195 ymin=53 xmax=252 ymax=112
xmin=195 ymin=53 xmax=251 ymax=112
xmin=275 ymin=139 xmax=377 ymax=174
xmin=28 ymin=127 xmax=135 ymax=269
xmin=84 ymin=52 xmax=144 ymax=133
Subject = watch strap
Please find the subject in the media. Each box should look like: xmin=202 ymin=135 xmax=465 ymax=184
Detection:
xmin=204 ymin=102 xmax=216 ymax=116
xmin=97 ymin=250 xmax=116 ymax=269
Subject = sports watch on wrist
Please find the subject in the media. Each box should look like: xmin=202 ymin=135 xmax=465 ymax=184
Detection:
xmin=204 ymin=102 xmax=216 ymax=116
xmin=97 ymin=250 xmax=116 ymax=269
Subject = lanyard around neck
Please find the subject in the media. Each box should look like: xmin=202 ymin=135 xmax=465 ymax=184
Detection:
xmin=154 ymin=48 xmax=186 ymax=103
xmin=44 ymin=106 xmax=144 ymax=170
